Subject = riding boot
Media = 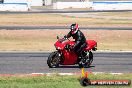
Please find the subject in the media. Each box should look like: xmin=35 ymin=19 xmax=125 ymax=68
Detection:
xmin=79 ymin=57 xmax=86 ymax=65
xmin=77 ymin=55 xmax=81 ymax=63
xmin=78 ymin=53 xmax=85 ymax=65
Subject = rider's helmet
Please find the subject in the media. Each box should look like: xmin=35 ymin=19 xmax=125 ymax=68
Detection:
xmin=70 ymin=23 xmax=79 ymax=34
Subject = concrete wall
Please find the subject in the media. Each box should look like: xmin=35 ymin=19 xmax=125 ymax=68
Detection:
xmin=44 ymin=0 xmax=52 ymax=5
xmin=4 ymin=0 xmax=28 ymax=3
xmin=4 ymin=0 xmax=30 ymax=7
xmin=30 ymin=0 xmax=43 ymax=6
xmin=53 ymin=2 xmax=92 ymax=9
xmin=0 ymin=3 xmax=29 ymax=11
xmin=53 ymin=1 xmax=132 ymax=10
xmin=4 ymin=0 xmax=43 ymax=6
xmin=92 ymin=1 xmax=132 ymax=10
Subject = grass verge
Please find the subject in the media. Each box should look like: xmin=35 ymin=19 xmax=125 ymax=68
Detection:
xmin=0 ymin=73 xmax=131 ymax=88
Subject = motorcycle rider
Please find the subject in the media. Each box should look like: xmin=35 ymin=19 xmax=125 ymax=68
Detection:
xmin=64 ymin=23 xmax=87 ymax=64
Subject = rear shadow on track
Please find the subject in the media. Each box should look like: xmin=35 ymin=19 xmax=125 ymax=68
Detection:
xmin=57 ymin=65 xmax=95 ymax=68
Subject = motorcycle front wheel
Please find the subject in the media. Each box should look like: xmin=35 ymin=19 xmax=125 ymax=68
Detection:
xmin=47 ymin=51 xmax=60 ymax=68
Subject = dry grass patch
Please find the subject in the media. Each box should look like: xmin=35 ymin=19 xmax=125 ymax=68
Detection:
xmin=0 ymin=30 xmax=132 ymax=51
xmin=97 ymin=12 xmax=132 ymax=17
xmin=0 ymin=13 xmax=132 ymax=27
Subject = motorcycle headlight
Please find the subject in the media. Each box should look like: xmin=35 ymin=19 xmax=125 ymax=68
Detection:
xmin=57 ymin=47 xmax=61 ymax=50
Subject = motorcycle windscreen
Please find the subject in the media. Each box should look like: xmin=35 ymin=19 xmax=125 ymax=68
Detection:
xmin=62 ymin=50 xmax=78 ymax=65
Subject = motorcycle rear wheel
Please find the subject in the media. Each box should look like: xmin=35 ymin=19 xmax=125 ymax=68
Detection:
xmin=47 ymin=51 xmax=60 ymax=68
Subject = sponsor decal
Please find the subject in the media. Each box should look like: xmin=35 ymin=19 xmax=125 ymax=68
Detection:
xmin=80 ymin=68 xmax=131 ymax=86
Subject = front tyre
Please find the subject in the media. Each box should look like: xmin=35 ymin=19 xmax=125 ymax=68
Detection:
xmin=47 ymin=51 xmax=60 ymax=68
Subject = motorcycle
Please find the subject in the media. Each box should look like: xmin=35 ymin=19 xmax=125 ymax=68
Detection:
xmin=47 ymin=36 xmax=97 ymax=68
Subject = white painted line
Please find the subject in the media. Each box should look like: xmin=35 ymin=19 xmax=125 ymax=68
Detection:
xmin=31 ymin=73 xmax=44 ymax=75
xmin=42 ymin=72 xmax=126 ymax=76
xmin=0 ymin=72 xmax=130 ymax=77
xmin=58 ymin=73 xmax=75 ymax=75
xmin=110 ymin=73 xmax=123 ymax=75
xmin=92 ymin=72 xmax=104 ymax=75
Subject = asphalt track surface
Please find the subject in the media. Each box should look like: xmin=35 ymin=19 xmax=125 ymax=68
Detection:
xmin=0 ymin=10 xmax=132 ymax=14
xmin=0 ymin=52 xmax=132 ymax=74
xmin=0 ymin=26 xmax=132 ymax=30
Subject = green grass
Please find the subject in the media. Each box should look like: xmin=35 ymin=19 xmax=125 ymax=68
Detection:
xmin=0 ymin=74 xmax=131 ymax=88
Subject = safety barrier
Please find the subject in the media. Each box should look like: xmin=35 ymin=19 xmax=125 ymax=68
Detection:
xmin=53 ymin=2 xmax=92 ymax=9
xmin=93 ymin=1 xmax=132 ymax=10
xmin=53 ymin=1 xmax=132 ymax=10
xmin=0 ymin=3 xmax=30 ymax=11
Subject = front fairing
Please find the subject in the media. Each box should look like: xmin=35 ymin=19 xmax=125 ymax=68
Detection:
xmin=54 ymin=39 xmax=78 ymax=65
xmin=54 ymin=39 xmax=75 ymax=50
xmin=54 ymin=40 xmax=64 ymax=50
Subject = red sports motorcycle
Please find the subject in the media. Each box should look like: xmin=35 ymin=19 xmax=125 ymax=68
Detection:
xmin=47 ymin=36 xmax=97 ymax=68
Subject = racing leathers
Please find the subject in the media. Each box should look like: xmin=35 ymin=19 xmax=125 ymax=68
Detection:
xmin=65 ymin=30 xmax=87 ymax=61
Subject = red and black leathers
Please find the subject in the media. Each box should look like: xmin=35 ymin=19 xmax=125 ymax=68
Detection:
xmin=65 ymin=30 xmax=87 ymax=56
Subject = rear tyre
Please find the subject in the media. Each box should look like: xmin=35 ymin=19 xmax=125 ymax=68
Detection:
xmin=47 ymin=51 xmax=60 ymax=68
